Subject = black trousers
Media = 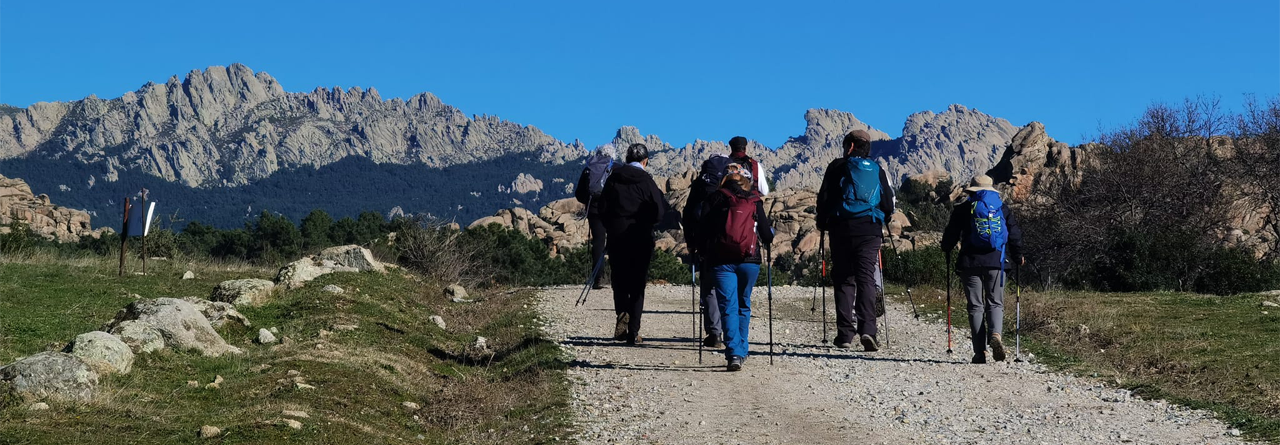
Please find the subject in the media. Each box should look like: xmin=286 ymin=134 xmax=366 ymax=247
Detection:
xmin=588 ymin=214 xmax=607 ymax=284
xmin=609 ymin=237 xmax=654 ymax=338
xmin=830 ymin=233 xmax=881 ymax=342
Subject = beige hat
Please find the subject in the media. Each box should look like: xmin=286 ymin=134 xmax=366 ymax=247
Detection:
xmin=964 ymin=174 xmax=999 ymax=193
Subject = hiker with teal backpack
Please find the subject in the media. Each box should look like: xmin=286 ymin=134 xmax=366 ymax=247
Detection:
xmin=697 ymin=166 xmax=774 ymax=371
xmin=815 ymin=130 xmax=896 ymax=351
xmin=941 ymin=174 xmax=1024 ymax=364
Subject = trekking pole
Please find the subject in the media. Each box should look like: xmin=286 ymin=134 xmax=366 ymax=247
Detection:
xmin=945 ymin=250 xmax=954 ymax=355
xmin=820 ymin=231 xmax=829 ymax=345
xmin=879 ymin=249 xmax=888 ymax=348
xmin=1015 ymin=262 xmax=1023 ymax=363
xmin=887 ymin=235 xmax=920 ymax=319
xmin=576 ymin=253 xmax=607 ymax=307
xmin=768 ymin=248 xmax=775 ymax=365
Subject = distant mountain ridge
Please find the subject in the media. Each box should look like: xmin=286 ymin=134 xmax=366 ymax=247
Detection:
xmin=0 ymin=64 xmax=1037 ymax=229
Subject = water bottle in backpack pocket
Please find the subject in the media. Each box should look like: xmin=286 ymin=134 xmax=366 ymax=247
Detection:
xmin=836 ymin=157 xmax=885 ymax=223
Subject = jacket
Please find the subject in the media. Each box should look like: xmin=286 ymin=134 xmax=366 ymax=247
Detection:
xmin=599 ymin=164 xmax=669 ymax=242
xmin=697 ymin=182 xmax=775 ymax=265
xmin=941 ymin=194 xmax=1024 ymax=271
xmin=815 ymin=157 xmax=896 ymax=236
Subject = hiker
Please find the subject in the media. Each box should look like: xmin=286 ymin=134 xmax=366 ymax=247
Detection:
xmin=815 ymin=130 xmax=896 ymax=351
xmin=575 ymin=144 xmax=616 ymax=289
xmin=599 ymin=143 xmax=670 ymax=345
xmin=682 ymin=153 xmax=734 ymax=349
xmin=728 ymin=136 xmax=770 ymax=196
xmin=697 ymin=166 xmax=774 ymax=371
xmin=942 ymin=174 xmax=1024 ymax=364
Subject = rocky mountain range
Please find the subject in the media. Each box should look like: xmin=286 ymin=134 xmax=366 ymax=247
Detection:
xmin=0 ymin=64 xmax=1028 ymax=230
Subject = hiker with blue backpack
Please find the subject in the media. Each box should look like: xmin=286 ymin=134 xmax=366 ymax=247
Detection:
xmin=941 ymin=174 xmax=1024 ymax=364
xmin=696 ymin=165 xmax=774 ymax=371
xmin=815 ymin=130 xmax=896 ymax=351
xmin=575 ymin=144 xmax=616 ymax=290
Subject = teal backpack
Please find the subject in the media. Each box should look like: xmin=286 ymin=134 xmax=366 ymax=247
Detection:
xmin=835 ymin=157 xmax=884 ymax=223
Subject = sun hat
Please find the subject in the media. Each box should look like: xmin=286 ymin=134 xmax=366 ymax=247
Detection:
xmin=964 ymin=174 xmax=999 ymax=193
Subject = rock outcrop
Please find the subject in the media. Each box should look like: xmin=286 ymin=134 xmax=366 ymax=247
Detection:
xmin=274 ymin=245 xmax=387 ymax=289
xmin=182 ymin=297 xmax=252 ymax=328
xmin=210 ymin=279 xmax=276 ymax=307
xmin=0 ymin=174 xmax=105 ymax=242
xmin=104 ymin=298 xmax=242 ymax=357
xmin=985 ymin=122 xmax=1097 ymax=206
xmin=0 ymin=352 xmax=99 ymax=402
xmin=110 ymin=320 xmax=164 ymax=354
xmin=66 ymin=331 xmax=134 ymax=375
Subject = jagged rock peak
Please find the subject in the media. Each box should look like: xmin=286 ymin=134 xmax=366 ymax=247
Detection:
xmin=802 ymin=108 xmax=892 ymax=142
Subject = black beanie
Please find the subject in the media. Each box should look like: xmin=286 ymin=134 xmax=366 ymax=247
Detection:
xmin=729 ymin=136 xmax=748 ymax=153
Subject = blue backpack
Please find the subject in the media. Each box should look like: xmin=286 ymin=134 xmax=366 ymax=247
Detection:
xmin=835 ymin=157 xmax=884 ymax=223
xmin=964 ymin=190 xmax=1009 ymax=279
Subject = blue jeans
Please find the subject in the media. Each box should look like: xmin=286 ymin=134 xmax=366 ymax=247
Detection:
xmin=713 ymin=263 xmax=760 ymax=359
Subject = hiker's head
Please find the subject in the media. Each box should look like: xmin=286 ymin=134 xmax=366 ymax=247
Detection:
xmin=625 ymin=143 xmax=649 ymax=165
xmin=595 ymin=143 xmax=617 ymax=160
xmin=729 ymin=136 xmax=749 ymax=154
xmin=964 ymin=174 xmax=998 ymax=194
xmin=842 ymin=130 xmax=873 ymax=158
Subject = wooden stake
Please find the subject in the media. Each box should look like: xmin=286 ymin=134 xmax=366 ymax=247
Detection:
xmin=119 ymin=198 xmax=131 ymax=277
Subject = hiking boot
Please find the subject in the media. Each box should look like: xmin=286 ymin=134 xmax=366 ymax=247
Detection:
xmin=833 ymin=336 xmax=854 ymax=349
xmin=727 ymin=356 xmax=744 ymax=372
xmin=860 ymin=334 xmax=880 ymax=352
xmin=990 ymin=333 xmax=1007 ymax=362
xmin=613 ymin=313 xmax=630 ymax=340
xmin=592 ymin=279 xmax=605 ymax=290
xmin=971 ymin=352 xmax=987 ymax=364
xmin=626 ymin=334 xmax=643 ymax=345
xmin=703 ymin=335 xmax=725 ymax=349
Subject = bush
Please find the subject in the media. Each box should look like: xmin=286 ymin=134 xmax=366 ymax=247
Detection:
xmin=1195 ymin=247 xmax=1280 ymax=295
xmin=882 ymin=245 xmax=948 ymax=287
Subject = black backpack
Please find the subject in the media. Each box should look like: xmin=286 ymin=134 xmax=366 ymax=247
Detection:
xmin=699 ymin=154 xmax=733 ymax=187
xmin=585 ymin=152 xmax=613 ymax=197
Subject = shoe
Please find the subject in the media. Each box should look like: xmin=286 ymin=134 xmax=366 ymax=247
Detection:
xmin=727 ymin=356 xmax=744 ymax=372
xmin=833 ymin=337 xmax=854 ymax=349
xmin=613 ymin=313 xmax=629 ymax=340
xmin=990 ymin=333 xmax=1007 ymax=362
xmin=592 ymin=280 xmax=605 ymax=290
xmin=626 ymin=334 xmax=644 ymax=345
xmin=703 ymin=335 xmax=725 ymax=349
xmin=860 ymin=334 xmax=880 ymax=352
xmin=972 ymin=352 xmax=987 ymax=364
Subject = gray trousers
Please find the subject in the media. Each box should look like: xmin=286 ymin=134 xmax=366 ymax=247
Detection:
xmin=700 ymin=263 xmax=723 ymax=337
xmin=962 ymin=268 xmax=1004 ymax=354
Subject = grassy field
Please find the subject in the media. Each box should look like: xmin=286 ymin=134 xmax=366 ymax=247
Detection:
xmin=889 ymin=281 xmax=1280 ymax=442
xmin=0 ymin=252 xmax=571 ymax=444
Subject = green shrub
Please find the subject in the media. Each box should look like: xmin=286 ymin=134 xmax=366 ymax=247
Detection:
xmin=882 ymin=245 xmax=948 ymax=287
xmin=1195 ymin=247 xmax=1280 ymax=295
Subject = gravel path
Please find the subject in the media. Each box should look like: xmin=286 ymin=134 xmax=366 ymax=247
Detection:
xmin=538 ymin=284 xmax=1252 ymax=444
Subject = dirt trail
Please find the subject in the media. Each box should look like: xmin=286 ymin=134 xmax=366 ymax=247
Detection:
xmin=537 ymin=284 xmax=1249 ymax=445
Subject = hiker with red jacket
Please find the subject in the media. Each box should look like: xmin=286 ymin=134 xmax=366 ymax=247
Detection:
xmin=599 ymin=143 xmax=670 ymax=345
xmin=697 ymin=165 xmax=774 ymax=371
xmin=575 ymin=144 xmax=616 ymax=289
xmin=728 ymin=136 xmax=770 ymax=196
xmin=682 ymin=153 xmax=734 ymax=349
xmin=815 ymin=130 xmax=896 ymax=351
xmin=941 ymin=174 xmax=1024 ymax=364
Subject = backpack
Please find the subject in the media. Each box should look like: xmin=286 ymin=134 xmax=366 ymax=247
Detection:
xmin=711 ymin=189 xmax=761 ymax=262
xmin=835 ymin=157 xmax=885 ymax=223
xmin=585 ymin=152 xmax=613 ymax=197
xmin=699 ymin=154 xmax=734 ymax=187
xmin=964 ymin=190 xmax=1009 ymax=278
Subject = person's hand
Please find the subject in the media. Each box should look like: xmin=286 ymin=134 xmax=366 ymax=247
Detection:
xmin=1020 ymin=256 xmax=1026 ymax=266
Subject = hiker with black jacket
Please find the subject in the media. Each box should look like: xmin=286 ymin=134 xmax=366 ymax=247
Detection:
xmin=599 ymin=143 xmax=670 ymax=345
xmin=941 ymin=174 xmax=1024 ymax=364
xmin=728 ymin=136 xmax=770 ymax=196
xmin=575 ymin=144 xmax=616 ymax=289
xmin=682 ymin=153 xmax=734 ymax=349
xmin=697 ymin=167 xmax=773 ymax=371
xmin=815 ymin=130 xmax=896 ymax=351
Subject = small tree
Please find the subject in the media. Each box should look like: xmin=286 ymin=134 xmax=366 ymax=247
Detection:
xmin=300 ymin=209 xmax=333 ymax=251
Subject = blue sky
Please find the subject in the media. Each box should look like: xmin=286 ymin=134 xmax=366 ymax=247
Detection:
xmin=1 ymin=0 xmax=1276 ymax=147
